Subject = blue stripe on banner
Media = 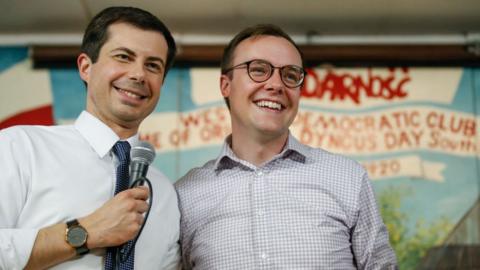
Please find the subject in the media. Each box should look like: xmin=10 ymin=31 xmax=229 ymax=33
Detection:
xmin=50 ymin=69 xmax=86 ymax=121
xmin=155 ymin=68 xmax=196 ymax=112
xmin=449 ymin=69 xmax=475 ymax=112
xmin=154 ymin=145 xmax=221 ymax=182
xmin=0 ymin=47 xmax=28 ymax=73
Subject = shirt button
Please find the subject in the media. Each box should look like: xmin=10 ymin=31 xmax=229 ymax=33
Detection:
xmin=260 ymin=252 xmax=268 ymax=260
xmin=257 ymin=209 xmax=264 ymax=216
xmin=256 ymin=171 xmax=263 ymax=176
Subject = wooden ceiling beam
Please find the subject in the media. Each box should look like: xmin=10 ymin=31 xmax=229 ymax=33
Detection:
xmin=31 ymin=44 xmax=480 ymax=68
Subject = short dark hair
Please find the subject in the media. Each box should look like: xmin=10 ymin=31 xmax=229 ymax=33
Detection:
xmin=221 ymin=24 xmax=304 ymax=74
xmin=220 ymin=24 xmax=304 ymax=109
xmin=81 ymin=6 xmax=176 ymax=78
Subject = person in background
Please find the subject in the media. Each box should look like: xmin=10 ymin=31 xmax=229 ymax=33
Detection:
xmin=0 ymin=6 xmax=179 ymax=270
xmin=175 ymin=24 xmax=397 ymax=269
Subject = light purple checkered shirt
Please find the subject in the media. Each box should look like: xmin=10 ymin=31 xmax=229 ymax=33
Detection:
xmin=175 ymin=133 xmax=397 ymax=270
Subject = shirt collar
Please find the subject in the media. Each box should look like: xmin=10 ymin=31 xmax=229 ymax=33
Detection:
xmin=283 ymin=133 xmax=310 ymax=160
xmin=74 ymin=111 xmax=139 ymax=158
xmin=214 ymin=132 xmax=310 ymax=171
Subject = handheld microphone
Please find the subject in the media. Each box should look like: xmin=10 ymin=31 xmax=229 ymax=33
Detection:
xmin=117 ymin=141 xmax=156 ymax=265
xmin=129 ymin=141 xmax=156 ymax=186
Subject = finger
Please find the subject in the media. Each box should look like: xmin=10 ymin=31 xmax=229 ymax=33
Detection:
xmin=135 ymin=200 xmax=149 ymax=213
xmin=136 ymin=185 xmax=149 ymax=192
xmin=136 ymin=213 xmax=145 ymax=226
xmin=126 ymin=187 xmax=149 ymax=200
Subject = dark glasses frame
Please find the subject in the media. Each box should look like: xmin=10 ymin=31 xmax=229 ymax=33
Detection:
xmin=223 ymin=59 xmax=306 ymax=88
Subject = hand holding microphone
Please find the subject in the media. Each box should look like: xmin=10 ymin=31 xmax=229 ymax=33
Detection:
xmin=78 ymin=141 xmax=156 ymax=249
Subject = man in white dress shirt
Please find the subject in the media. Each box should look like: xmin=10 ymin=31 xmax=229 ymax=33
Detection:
xmin=0 ymin=6 xmax=180 ymax=270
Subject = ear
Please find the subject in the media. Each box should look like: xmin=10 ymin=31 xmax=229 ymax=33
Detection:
xmin=220 ymin=74 xmax=231 ymax=98
xmin=77 ymin=53 xmax=92 ymax=83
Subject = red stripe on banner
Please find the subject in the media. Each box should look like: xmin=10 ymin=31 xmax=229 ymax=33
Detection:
xmin=0 ymin=105 xmax=54 ymax=130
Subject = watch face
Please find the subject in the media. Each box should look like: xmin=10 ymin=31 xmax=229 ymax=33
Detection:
xmin=67 ymin=226 xmax=87 ymax=247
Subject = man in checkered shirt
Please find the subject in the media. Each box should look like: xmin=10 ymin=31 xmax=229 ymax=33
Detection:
xmin=175 ymin=24 xmax=398 ymax=270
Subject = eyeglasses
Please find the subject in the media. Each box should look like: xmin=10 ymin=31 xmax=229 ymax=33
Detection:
xmin=223 ymin=59 xmax=306 ymax=88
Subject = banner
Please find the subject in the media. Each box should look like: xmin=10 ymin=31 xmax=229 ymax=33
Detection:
xmin=1 ymin=47 xmax=479 ymax=269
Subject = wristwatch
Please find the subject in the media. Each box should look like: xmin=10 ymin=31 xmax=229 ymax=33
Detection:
xmin=65 ymin=219 xmax=89 ymax=255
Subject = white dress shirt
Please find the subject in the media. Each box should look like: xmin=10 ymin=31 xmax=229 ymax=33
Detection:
xmin=0 ymin=111 xmax=180 ymax=270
